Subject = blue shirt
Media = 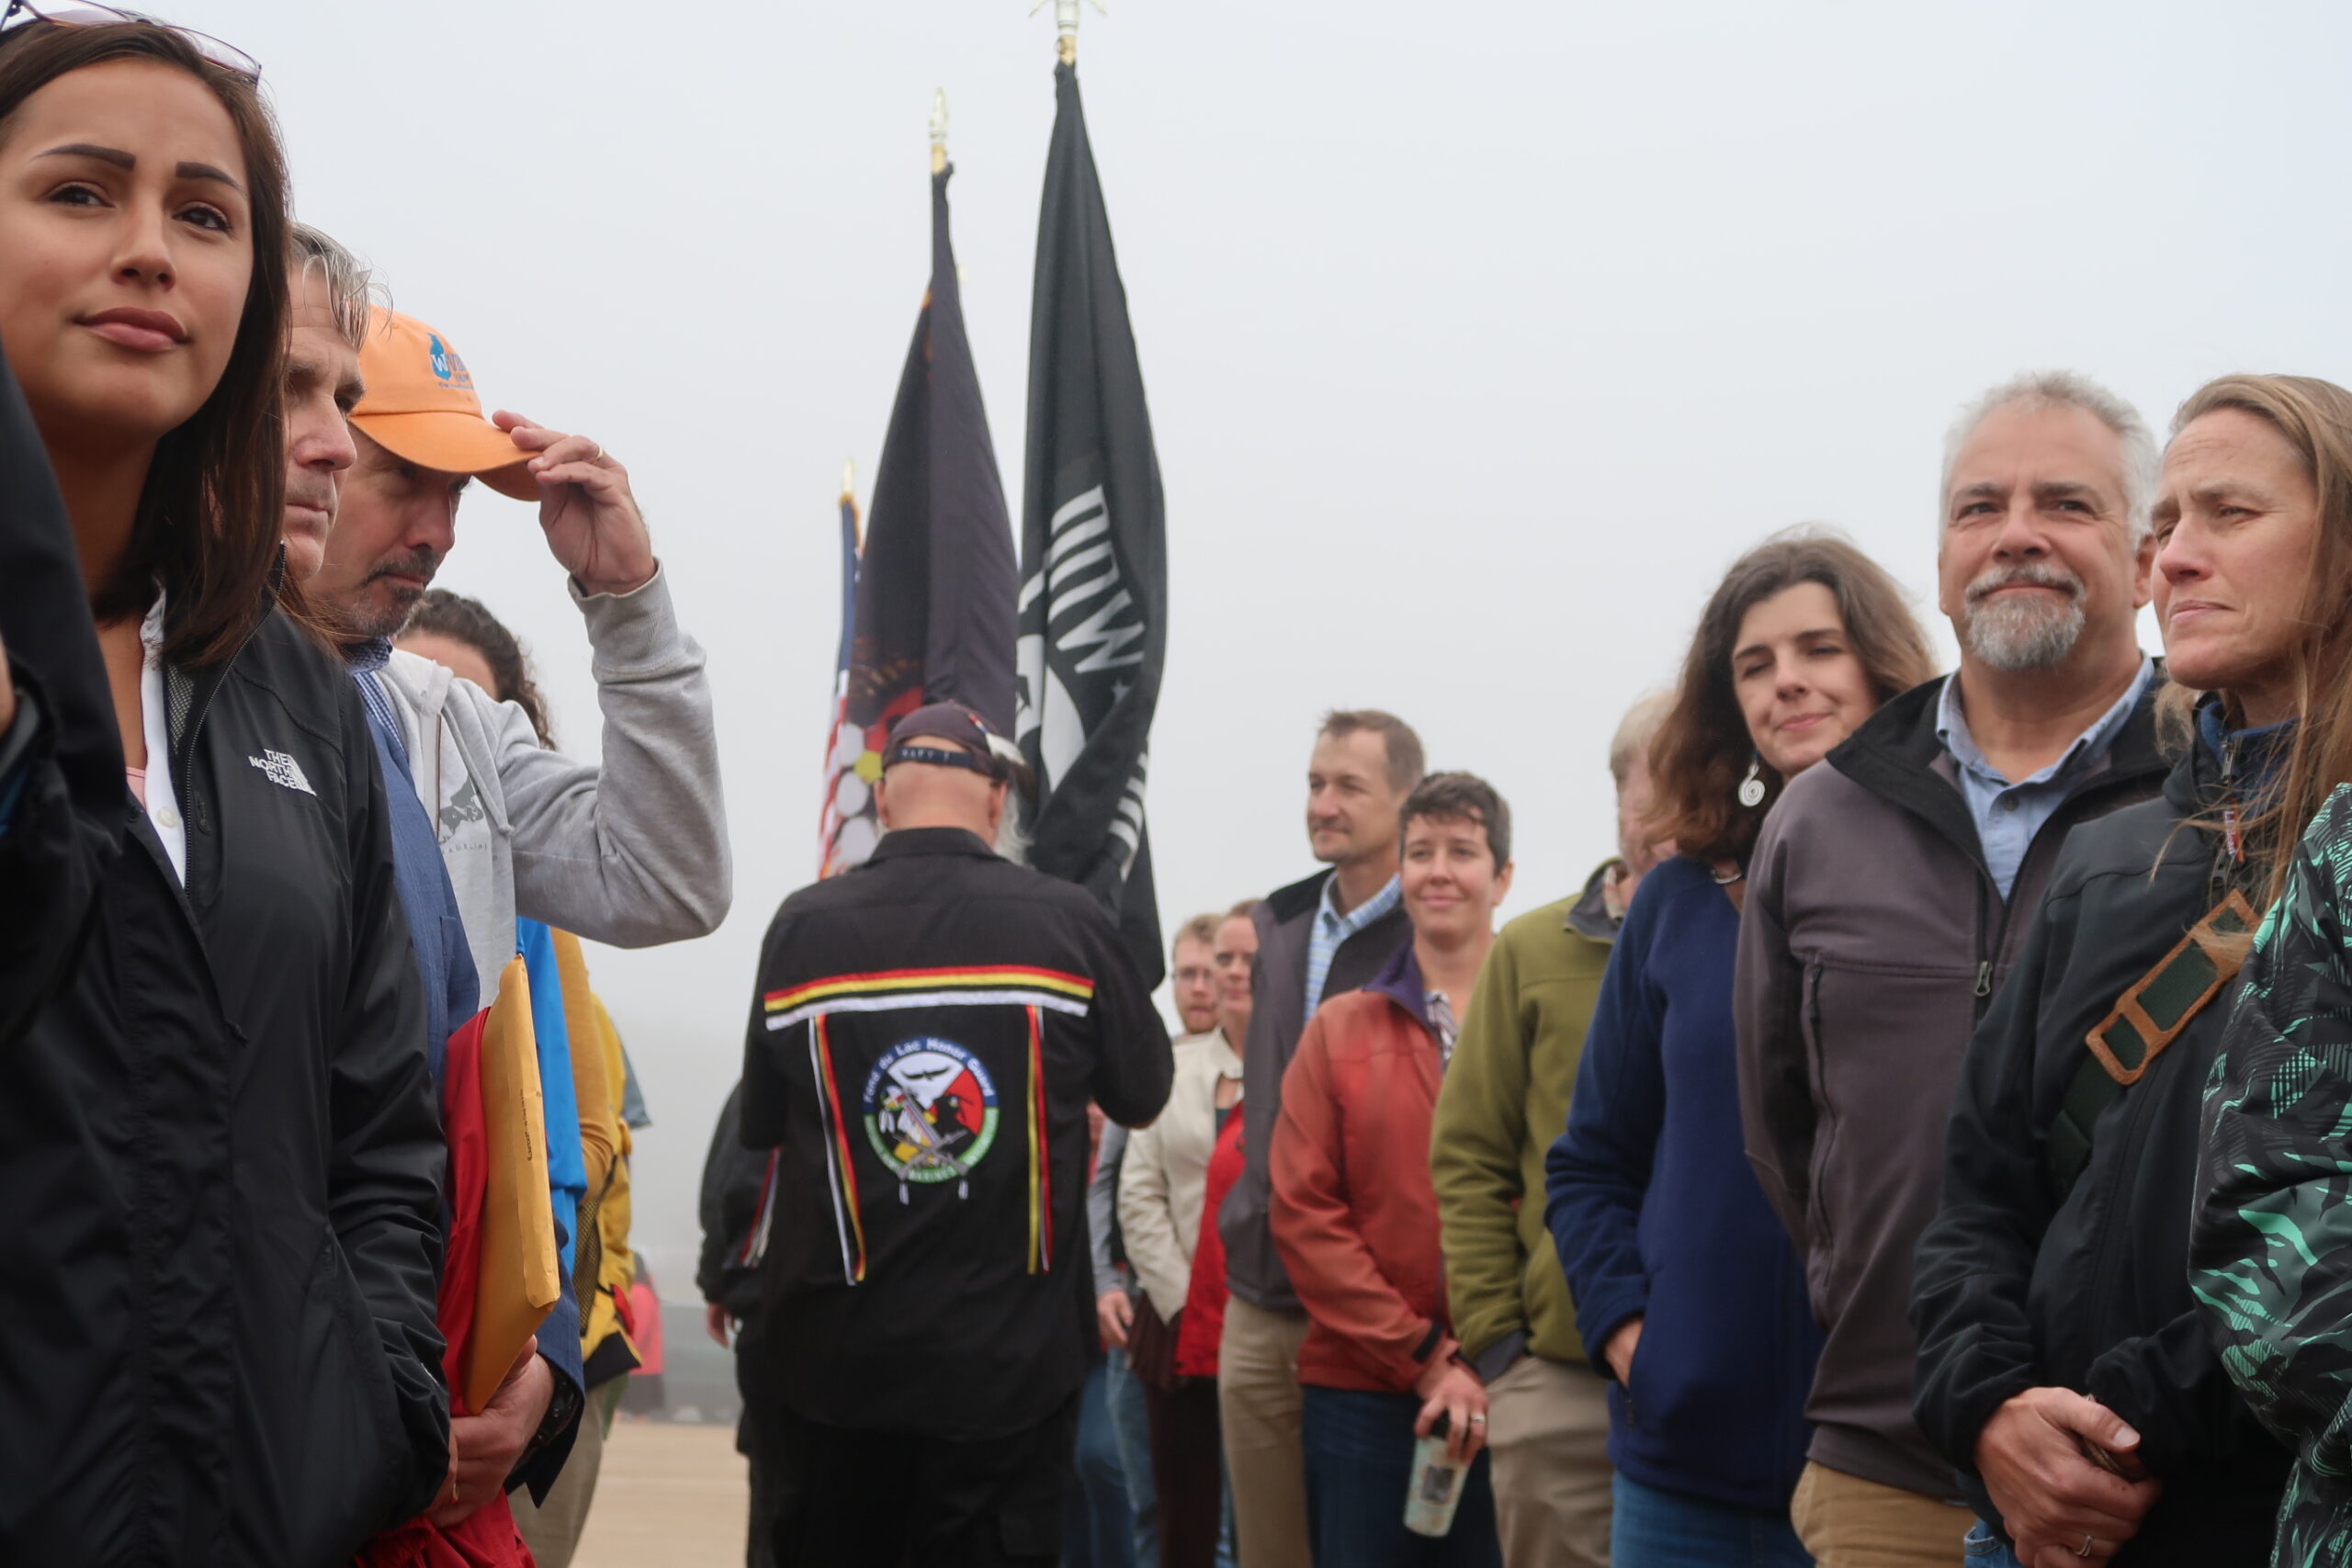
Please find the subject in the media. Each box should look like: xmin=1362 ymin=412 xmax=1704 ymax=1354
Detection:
xmin=1303 ymin=871 xmax=1402 ymax=1018
xmin=1936 ymin=657 xmax=2154 ymax=899
xmin=344 ymin=641 xmax=478 ymax=1084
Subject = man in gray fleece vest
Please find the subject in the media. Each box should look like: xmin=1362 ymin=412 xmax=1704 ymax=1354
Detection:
xmin=1735 ymin=372 xmax=2165 ymax=1568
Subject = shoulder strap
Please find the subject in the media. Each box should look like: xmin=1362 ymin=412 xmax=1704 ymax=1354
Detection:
xmin=2044 ymin=890 xmax=2256 ymax=1199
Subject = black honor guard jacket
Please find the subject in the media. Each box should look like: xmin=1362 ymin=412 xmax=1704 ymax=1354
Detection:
xmin=740 ymin=825 xmax=1173 ymax=1438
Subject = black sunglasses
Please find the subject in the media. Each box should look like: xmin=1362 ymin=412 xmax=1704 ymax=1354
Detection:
xmin=0 ymin=2 xmax=258 ymax=80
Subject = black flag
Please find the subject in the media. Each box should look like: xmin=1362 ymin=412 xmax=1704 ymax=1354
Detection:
xmin=1016 ymin=62 xmax=1168 ymax=987
xmin=832 ymin=164 xmax=1019 ymax=872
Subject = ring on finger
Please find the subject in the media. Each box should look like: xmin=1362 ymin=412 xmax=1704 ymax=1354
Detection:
xmin=2076 ymin=1535 xmax=2096 ymax=1560
xmin=1467 ymin=1414 xmax=1487 ymax=1425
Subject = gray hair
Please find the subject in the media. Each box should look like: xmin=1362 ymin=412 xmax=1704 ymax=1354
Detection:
xmin=1607 ymin=690 xmax=1673 ymax=788
xmin=288 ymin=222 xmax=379 ymax=350
xmin=1940 ymin=370 xmax=2158 ymax=542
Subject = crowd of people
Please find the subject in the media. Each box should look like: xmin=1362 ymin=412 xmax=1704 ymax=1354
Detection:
xmin=19 ymin=9 xmax=2352 ymax=1568
xmin=838 ymin=359 xmax=2344 ymax=1568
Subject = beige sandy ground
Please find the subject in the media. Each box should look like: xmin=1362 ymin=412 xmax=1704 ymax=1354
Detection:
xmin=571 ymin=1420 xmax=749 ymax=1568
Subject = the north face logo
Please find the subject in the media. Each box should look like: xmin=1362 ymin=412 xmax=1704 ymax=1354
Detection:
xmin=248 ymin=750 xmax=316 ymax=796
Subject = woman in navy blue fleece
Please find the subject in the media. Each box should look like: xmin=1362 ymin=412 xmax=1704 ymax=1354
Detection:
xmin=1544 ymin=532 xmax=1935 ymax=1566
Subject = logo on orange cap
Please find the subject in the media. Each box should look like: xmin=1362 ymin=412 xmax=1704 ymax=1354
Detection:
xmin=352 ymin=310 xmax=537 ymax=502
xmin=426 ymin=333 xmax=474 ymax=390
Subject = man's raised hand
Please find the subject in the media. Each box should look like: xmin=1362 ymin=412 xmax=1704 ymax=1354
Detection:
xmin=493 ymin=410 xmax=657 ymax=599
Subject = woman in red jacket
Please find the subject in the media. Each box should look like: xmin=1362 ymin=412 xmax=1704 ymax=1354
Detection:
xmin=1272 ymin=773 xmax=1515 ymax=1567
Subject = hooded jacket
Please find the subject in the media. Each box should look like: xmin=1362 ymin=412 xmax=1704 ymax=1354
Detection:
xmin=0 ymin=602 xmax=447 ymax=1566
xmin=371 ymin=568 xmax=730 ymax=1005
xmin=1271 ymin=941 xmax=1458 ymax=1394
xmin=1433 ymin=862 xmax=1622 ymax=1378
xmin=1736 ymin=671 xmax=2166 ymax=1499
xmin=739 ymin=826 xmax=1173 ymax=1438
xmin=1220 ymin=867 xmax=1413 ymax=1313
xmin=1546 ymin=854 xmax=1820 ymax=1511
xmin=1913 ymin=705 xmax=2289 ymax=1562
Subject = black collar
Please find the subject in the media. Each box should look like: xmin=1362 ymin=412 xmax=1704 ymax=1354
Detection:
xmin=865 ymin=825 xmax=998 ymax=864
xmin=1826 ymin=666 xmax=2169 ymax=872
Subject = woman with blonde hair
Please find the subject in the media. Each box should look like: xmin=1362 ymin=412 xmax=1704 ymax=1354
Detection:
xmin=2182 ymin=376 xmax=2352 ymax=1568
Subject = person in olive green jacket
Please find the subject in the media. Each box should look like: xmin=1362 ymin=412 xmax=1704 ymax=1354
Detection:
xmin=1430 ymin=694 xmax=1670 ymax=1568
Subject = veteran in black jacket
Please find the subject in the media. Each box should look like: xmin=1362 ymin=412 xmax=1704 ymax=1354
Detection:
xmin=741 ymin=702 xmax=1173 ymax=1567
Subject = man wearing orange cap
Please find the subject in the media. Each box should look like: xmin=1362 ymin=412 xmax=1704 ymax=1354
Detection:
xmin=308 ymin=307 xmax=732 ymax=1519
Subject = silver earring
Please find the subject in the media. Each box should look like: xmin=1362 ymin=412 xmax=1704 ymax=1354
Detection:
xmin=1737 ymin=755 xmax=1766 ymax=808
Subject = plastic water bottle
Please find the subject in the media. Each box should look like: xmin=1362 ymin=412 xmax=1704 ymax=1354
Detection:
xmin=1403 ymin=1426 xmax=1469 ymax=1538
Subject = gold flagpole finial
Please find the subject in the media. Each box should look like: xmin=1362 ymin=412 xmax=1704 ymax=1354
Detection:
xmin=840 ymin=457 xmax=856 ymax=501
xmin=929 ymin=89 xmax=948 ymax=175
xmin=1029 ymin=0 xmax=1106 ymax=63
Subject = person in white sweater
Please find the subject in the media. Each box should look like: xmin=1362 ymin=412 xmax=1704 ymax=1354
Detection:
xmin=1121 ymin=903 xmax=1259 ymax=1568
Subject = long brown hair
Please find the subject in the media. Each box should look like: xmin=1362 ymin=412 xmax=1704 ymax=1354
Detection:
xmin=2168 ymin=376 xmax=2352 ymax=899
xmin=1649 ymin=528 xmax=1937 ymax=863
xmin=0 ymin=21 xmax=290 ymax=667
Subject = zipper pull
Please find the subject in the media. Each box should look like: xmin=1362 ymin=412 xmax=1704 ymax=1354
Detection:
xmin=1974 ymin=960 xmax=1993 ymax=998
xmin=2222 ymin=736 xmax=2239 ymax=787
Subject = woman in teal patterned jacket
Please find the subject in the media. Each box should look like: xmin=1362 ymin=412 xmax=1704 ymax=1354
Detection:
xmin=2191 ymin=374 xmax=2352 ymax=1568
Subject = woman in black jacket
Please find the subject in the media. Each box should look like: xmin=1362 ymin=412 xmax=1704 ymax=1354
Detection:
xmin=1909 ymin=373 xmax=2349 ymax=1565
xmin=0 ymin=17 xmax=446 ymax=1565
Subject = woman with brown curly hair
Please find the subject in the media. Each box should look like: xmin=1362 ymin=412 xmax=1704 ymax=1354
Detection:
xmin=1546 ymin=530 xmax=1934 ymax=1566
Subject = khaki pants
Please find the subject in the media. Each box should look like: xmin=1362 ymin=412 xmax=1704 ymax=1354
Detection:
xmin=514 ymin=1375 xmax=628 ymax=1568
xmin=1483 ymin=1355 xmax=1611 ymax=1568
xmin=1791 ymin=1461 xmax=1972 ymax=1568
xmin=1217 ymin=1297 xmax=1311 ymax=1568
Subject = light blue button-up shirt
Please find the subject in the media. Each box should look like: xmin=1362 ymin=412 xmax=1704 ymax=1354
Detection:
xmin=1303 ymin=871 xmax=1402 ymax=1017
xmin=1936 ymin=657 xmax=2154 ymax=899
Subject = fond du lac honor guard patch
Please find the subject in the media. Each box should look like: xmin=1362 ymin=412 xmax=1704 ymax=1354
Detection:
xmin=863 ymin=1038 xmax=999 ymax=1199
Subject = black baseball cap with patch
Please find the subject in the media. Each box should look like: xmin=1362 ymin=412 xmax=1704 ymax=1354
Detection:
xmin=884 ymin=701 xmax=1018 ymax=783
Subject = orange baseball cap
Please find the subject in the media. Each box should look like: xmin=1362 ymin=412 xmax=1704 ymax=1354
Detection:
xmin=351 ymin=309 xmax=538 ymax=502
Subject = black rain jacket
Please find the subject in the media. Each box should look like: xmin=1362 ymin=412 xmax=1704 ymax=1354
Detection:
xmin=1911 ymin=714 xmax=2290 ymax=1561
xmin=0 ymin=417 xmax=447 ymax=1561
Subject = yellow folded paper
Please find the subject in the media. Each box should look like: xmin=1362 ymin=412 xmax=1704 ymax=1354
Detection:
xmin=464 ymin=954 xmax=560 ymax=1414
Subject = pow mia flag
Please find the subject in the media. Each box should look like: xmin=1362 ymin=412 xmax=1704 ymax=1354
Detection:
xmin=1016 ymin=61 xmax=1168 ymax=988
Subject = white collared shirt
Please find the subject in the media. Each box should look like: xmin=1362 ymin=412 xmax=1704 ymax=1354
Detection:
xmin=136 ymin=594 xmax=187 ymax=884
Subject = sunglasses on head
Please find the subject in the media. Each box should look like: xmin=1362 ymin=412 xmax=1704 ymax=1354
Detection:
xmin=0 ymin=2 xmax=258 ymax=80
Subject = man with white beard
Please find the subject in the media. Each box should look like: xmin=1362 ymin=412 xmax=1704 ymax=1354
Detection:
xmin=1735 ymin=374 xmax=2165 ymax=1568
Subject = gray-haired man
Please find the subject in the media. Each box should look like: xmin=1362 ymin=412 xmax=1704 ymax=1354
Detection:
xmin=1736 ymin=373 xmax=2166 ymax=1567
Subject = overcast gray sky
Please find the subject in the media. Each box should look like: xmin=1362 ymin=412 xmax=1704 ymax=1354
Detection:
xmin=201 ymin=0 xmax=2352 ymax=1290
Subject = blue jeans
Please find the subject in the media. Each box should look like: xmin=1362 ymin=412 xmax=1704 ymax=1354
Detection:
xmin=1301 ymin=1386 xmax=1502 ymax=1568
xmin=1103 ymin=1347 xmax=1160 ymax=1568
xmin=1963 ymin=1517 xmax=2026 ymax=1566
xmin=1065 ymin=1358 xmax=1136 ymax=1567
xmin=1611 ymin=1473 xmax=1812 ymax=1567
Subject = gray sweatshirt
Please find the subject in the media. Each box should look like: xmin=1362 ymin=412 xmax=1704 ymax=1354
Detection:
xmin=375 ymin=567 xmax=731 ymax=998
